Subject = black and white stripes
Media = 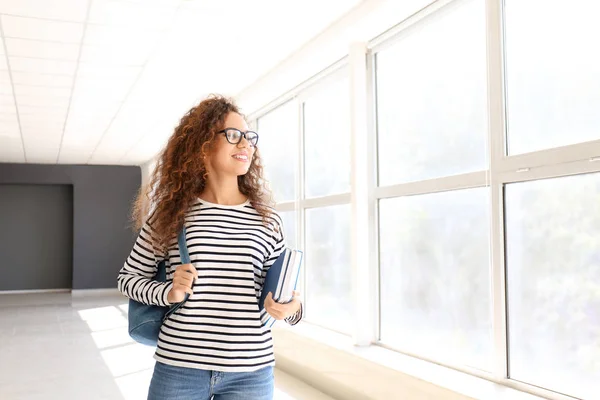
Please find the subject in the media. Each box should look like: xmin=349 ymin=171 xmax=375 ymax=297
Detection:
xmin=117 ymin=198 xmax=302 ymax=372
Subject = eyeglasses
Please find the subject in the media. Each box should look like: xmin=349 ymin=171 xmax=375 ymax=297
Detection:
xmin=217 ymin=128 xmax=259 ymax=147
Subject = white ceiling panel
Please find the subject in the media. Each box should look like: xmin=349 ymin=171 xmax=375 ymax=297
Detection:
xmin=60 ymin=121 xmax=111 ymax=163
xmin=63 ymin=119 xmax=110 ymax=145
xmin=79 ymin=43 xmax=153 ymax=66
xmin=88 ymin=1 xmax=177 ymax=29
xmin=0 ymin=103 xmax=16 ymax=113
xmin=87 ymin=151 xmax=121 ymax=165
xmin=68 ymin=101 xmax=121 ymax=117
xmin=0 ymin=0 xmax=89 ymax=22
xmin=0 ymin=93 xmax=12 ymax=105
xmin=88 ymin=114 xmax=163 ymax=163
xmin=5 ymin=38 xmax=80 ymax=61
xmin=0 ymin=117 xmax=19 ymax=133
xmin=0 ymin=35 xmax=4 ymax=55
xmin=76 ymin=64 xmax=141 ymax=80
xmin=18 ymin=105 xmax=68 ymax=121
xmin=71 ymin=83 xmax=129 ymax=104
xmin=21 ymin=126 xmax=63 ymax=164
xmin=111 ymin=0 xmax=180 ymax=6
xmin=14 ymin=84 xmax=71 ymax=98
xmin=84 ymin=24 xmax=162 ymax=47
xmin=1 ymin=15 xmax=84 ymax=43
xmin=15 ymin=93 xmax=71 ymax=108
xmin=0 ymin=82 xmax=12 ymax=95
xmin=0 ymin=111 xmax=18 ymax=122
xmin=19 ymin=120 xmax=64 ymax=131
xmin=23 ymin=149 xmax=59 ymax=164
xmin=0 ymin=0 xmax=366 ymax=165
xmin=56 ymin=148 xmax=100 ymax=164
xmin=120 ymin=123 xmax=171 ymax=165
xmin=71 ymin=80 xmax=134 ymax=109
xmin=11 ymin=71 xmax=73 ymax=87
xmin=9 ymin=56 xmax=77 ymax=75
xmin=0 ymin=135 xmax=25 ymax=163
xmin=95 ymin=116 xmax=155 ymax=152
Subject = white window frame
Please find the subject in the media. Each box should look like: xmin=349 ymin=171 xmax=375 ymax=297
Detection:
xmin=247 ymin=0 xmax=600 ymax=398
xmin=368 ymin=0 xmax=600 ymax=399
xmin=251 ymin=60 xmax=355 ymax=333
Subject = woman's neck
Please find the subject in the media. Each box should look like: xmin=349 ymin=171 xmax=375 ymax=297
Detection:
xmin=200 ymin=176 xmax=247 ymax=206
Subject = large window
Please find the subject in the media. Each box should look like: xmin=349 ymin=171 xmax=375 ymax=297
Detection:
xmin=379 ymin=188 xmax=492 ymax=371
xmin=505 ymin=174 xmax=600 ymax=399
xmin=279 ymin=210 xmax=297 ymax=249
xmin=305 ymin=205 xmax=352 ymax=333
xmin=256 ymin=68 xmax=352 ymax=334
xmin=504 ymin=0 xmax=600 ymax=154
xmin=250 ymin=0 xmax=600 ymax=397
xmin=375 ymin=0 xmax=492 ymax=373
xmin=376 ymin=0 xmax=487 ymax=186
xmin=303 ymin=74 xmax=350 ymax=198
xmin=300 ymin=71 xmax=352 ymax=333
xmin=257 ymin=100 xmax=298 ymax=203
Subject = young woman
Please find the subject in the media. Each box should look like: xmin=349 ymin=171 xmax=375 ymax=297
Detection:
xmin=117 ymin=95 xmax=303 ymax=400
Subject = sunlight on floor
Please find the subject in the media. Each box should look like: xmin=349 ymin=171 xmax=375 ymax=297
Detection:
xmin=78 ymin=304 xmax=155 ymax=399
xmin=70 ymin=301 xmax=333 ymax=400
xmin=1 ymin=293 xmax=334 ymax=400
xmin=273 ymin=388 xmax=300 ymax=400
xmin=91 ymin=327 xmax=135 ymax=349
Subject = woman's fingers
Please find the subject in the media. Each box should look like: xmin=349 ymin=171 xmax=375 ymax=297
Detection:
xmin=177 ymin=263 xmax=198 ymax=279
xmin=265 ymin=292 xmax=301 ymax=320
xmin=174 ymin=274 xmax=194 ymax=286
xmin=173 ymin=283 xmax=193 ymax=295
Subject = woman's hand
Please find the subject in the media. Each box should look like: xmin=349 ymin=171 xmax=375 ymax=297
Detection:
xmin=264 ymin=291 xmax=301 ymax=320
xmin=167 ymin=264 xmax=198 ymax=304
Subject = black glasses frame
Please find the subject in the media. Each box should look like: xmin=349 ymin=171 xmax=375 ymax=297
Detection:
xmin=217 ymin=128 xmax=259 ymax=147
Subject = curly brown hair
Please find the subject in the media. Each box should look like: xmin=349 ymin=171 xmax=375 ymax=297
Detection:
xmin=132 ymin=94 xmax=274 ymax=252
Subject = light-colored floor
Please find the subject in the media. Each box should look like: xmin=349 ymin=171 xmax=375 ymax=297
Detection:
xmin=0 ymin=292 xmax=334 ymax=400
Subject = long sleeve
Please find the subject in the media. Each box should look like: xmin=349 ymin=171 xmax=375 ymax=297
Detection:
xmin=285 ymin=302 xmax=303 ymax=326
xmin=117 ymin=217 xmax=173 ymax=306
xmin=261 ymin=224 xmax=286 ymax=278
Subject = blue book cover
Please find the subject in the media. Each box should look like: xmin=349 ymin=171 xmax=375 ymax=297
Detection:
xmin=258 ymin=248 xmax=303 ymax=327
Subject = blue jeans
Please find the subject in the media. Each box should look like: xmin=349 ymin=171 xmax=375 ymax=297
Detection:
xmin=147 ymin=362 xmax=274 ymax=400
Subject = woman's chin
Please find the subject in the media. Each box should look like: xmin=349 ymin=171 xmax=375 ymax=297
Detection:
xmin=232 ymin=166 xmax=250 ymax=176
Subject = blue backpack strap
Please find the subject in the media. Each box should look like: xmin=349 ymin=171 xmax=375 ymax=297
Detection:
xmin=178 ymin=224 xmax=191 ymax=303
xmin=164 ymin=224 xmax=191 ymax=320
xmin=178 ymin=224 xmax=191 ymax=264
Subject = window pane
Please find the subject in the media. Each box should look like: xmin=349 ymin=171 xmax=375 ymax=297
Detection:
xmin=304 ymin=74 xmax=351 ymax=198
xmin=505 ymin=1 xmax=600 ymax=154
xmin=279 ymin=210 xmax=297 ymax=250
xmin=379 ymin=188 xmax=492 ymax=371
xmin=506 ymin=174 xmax=600 ymax=398
xmin=305 ymin=204 xmax=352 ymax=333
xmin=376 ymin=0 xmax=487 ymax=186
xmin=257 ymin=101 xmax=298 ymax=203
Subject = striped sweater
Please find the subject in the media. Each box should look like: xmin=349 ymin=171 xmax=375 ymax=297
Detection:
xmin=117 ymin=198 xmax=302 ymax=372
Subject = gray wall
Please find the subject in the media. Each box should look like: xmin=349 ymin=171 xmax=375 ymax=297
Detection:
xmin=0 ymin=163 xmax=141 ymax=290
xmin=0 ymin=184 xmax=73 ymax=291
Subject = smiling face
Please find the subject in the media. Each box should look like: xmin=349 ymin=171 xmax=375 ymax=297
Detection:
xmin=205 ymin=112 xmax=256 ymax=177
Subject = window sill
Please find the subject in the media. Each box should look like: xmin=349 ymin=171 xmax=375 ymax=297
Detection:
xmin=272 ymin=322 xmax=547 ymax=400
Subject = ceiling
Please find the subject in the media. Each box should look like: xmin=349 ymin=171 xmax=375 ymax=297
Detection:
xmin=0 ymin=0 xmax=361 ymax=166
